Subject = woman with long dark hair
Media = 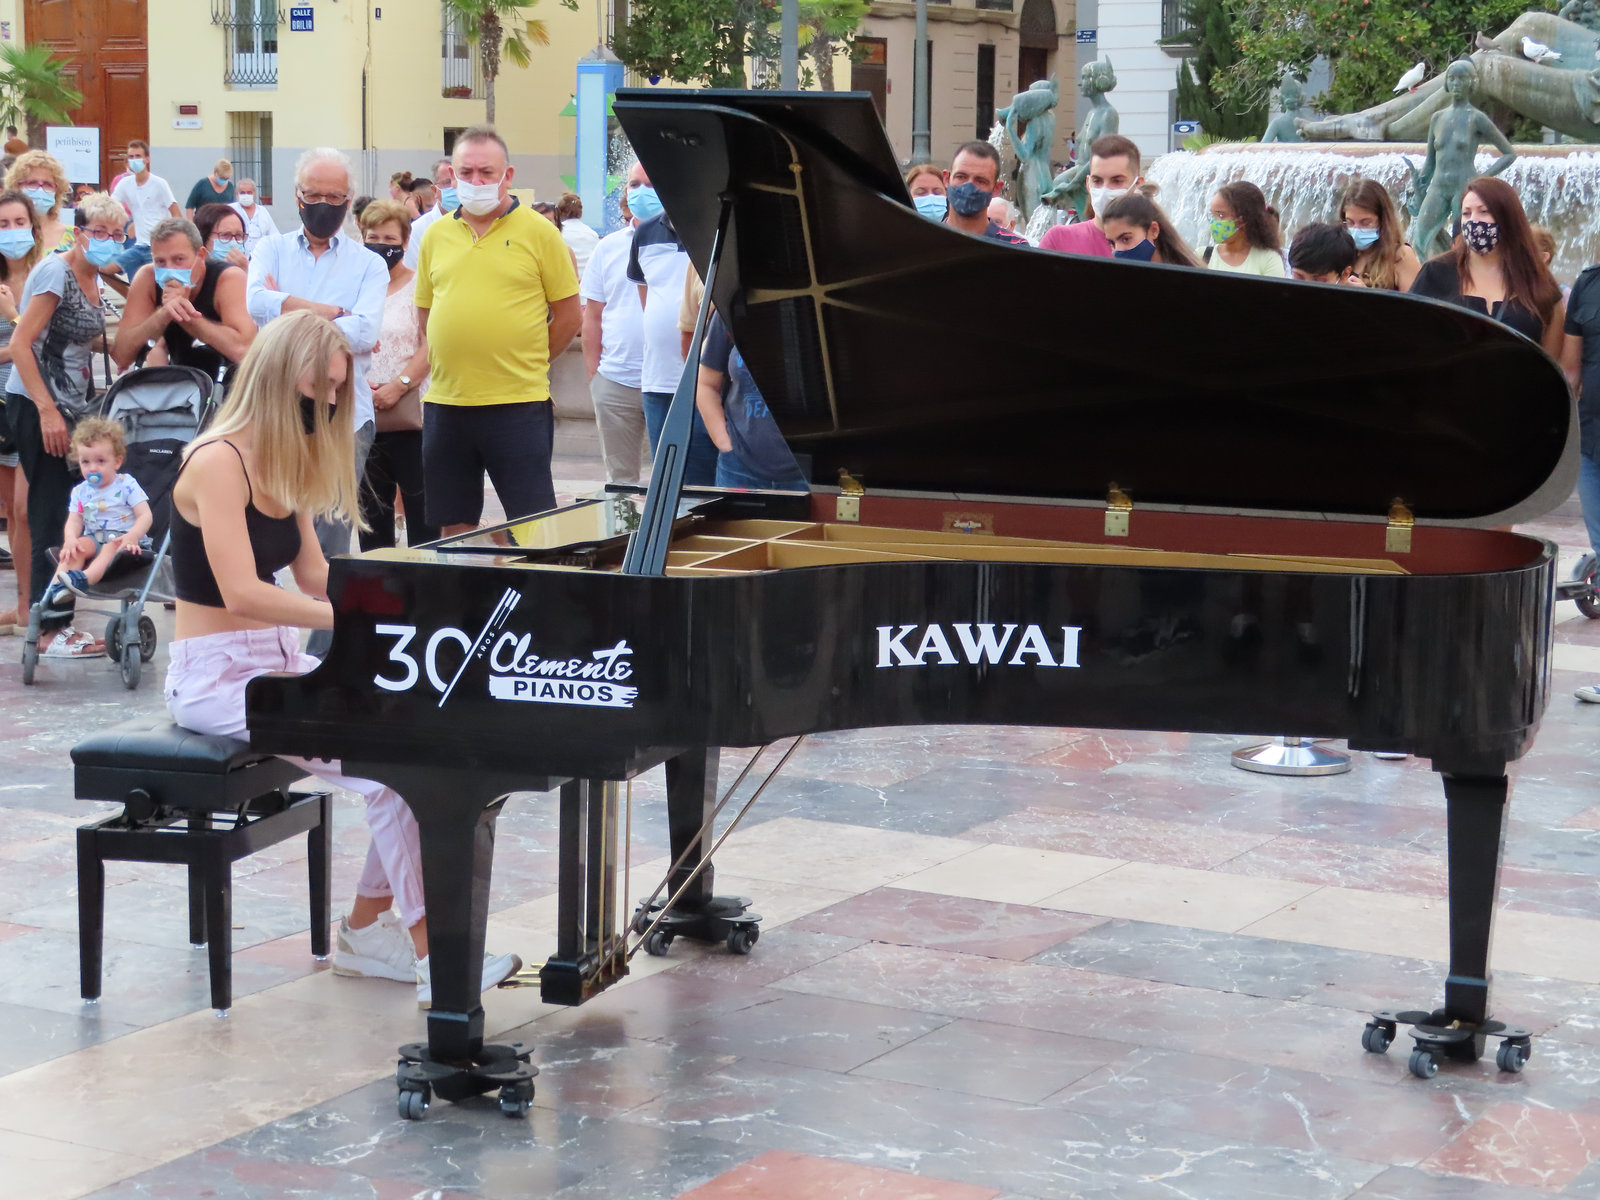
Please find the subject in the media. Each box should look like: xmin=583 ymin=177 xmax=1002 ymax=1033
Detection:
xmin=0 ymin=188 xmax=43 ymax=630
xmin=1100 ymin=193 xmax=1203 ymax=267
xmin=1205 ymin=181 xmax=1285 ymax=277
xmin=1408 ymin=176 xmax=1564 ymax=356
xmin=1340 ymin=178 xmax=1421 ymax=292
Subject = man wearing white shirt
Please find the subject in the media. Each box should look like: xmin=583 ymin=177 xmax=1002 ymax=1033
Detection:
xmin=580 ymin=162 xmax=649 ymax=484
xmin=110 ymin=139 xmax=181 ymax=277
xmin=403 ymin=157 xmax=457 ymax=269
xmin=230 ymin=177 xmax=279 ymax=253
xmin=245 ymin=146 xmax=387 ymax=655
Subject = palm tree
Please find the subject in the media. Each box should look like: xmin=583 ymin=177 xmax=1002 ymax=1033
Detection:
xmin=445 ymin=0 xmax=570 ymax=125
xmin=798 ymin=0 xmax=868 ymax=92
xmin=0 ymin=44 xmax=83 ymax=139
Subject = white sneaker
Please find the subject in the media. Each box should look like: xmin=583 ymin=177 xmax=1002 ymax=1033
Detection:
xmin=1576 ymin=685 xmax=1600 ymax=703
xmin=331 ymin=913 xmax=417 ymax=983
xmin=415 ymin=950 xmax=524 ymax=1009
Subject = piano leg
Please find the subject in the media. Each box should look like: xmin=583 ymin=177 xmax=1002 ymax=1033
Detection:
xmin=1363 ymin=768 xmax=1532 ymax=1080
xmin=541 ymin=778 xmax=628 ymax=1005
xmin=631 ymin=748 xmax=762 ymax=957
xmin=345 ymin=764 xmax=539 ymax=1120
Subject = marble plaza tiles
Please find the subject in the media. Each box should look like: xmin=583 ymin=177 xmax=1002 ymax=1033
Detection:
xmin=2 ymin=466 xmax=1600 ymax=1198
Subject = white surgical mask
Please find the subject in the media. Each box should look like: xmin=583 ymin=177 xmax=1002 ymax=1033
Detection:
xmin=237 ymin=192 xmax=255 ymax=207
xmin=455 ymin=177 xmax=503 ymax=216
xmin=1090 ymin=186 xmax=1129 ymax=214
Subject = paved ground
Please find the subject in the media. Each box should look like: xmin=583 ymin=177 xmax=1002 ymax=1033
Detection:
xmin=2 ymin=437 xmax=1600 ymax=1199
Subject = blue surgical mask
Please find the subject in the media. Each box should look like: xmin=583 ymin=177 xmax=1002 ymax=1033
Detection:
xmin=23 ymin=187 xmax=55 ymax=215
xmin=914 ymin=193 xmax=948 ymax=220
xmin=439 ymin=186 xmax=459 ymax=212
xmin=83 ymin=238 xmax=120 ymax=269
xmin=154 ymin=265 xmax=191 ymax=289
xmin=1113 ymin=238 xmax=1158 ymax=262
xmin=127 ymin=157 xmax=146 ymax=174
xmin=627 ymin=185 xmax=663 ymax=223
xmin=946 ymin=181 xmax=992 ymax=218
xmin=210 ymin=238 xmax=243 ymax=261
xmin=1348 ymin=226 xmax=1381 ymax=250
xmin=0 ymin=228 xmax=34 ymax=259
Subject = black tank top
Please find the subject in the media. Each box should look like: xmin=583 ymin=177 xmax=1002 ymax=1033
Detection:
xmin=170 ymin=440 xmax=301 ymax=608
xmin=156 ymin=262 xmax=236 ymax=384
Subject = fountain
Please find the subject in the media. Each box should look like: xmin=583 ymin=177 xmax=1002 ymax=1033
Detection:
xmin=1148 ymin=143 xmax=1600 ymax=283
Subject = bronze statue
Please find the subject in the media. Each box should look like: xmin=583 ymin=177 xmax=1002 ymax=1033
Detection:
xmin=1408 ymin=59 xmax=1517 ymax=258
xmin=1261 ymin=77 xmax=1309 ymax=144
xmin=999 ymin=76 xmax=1059 ymax=220
xmin=1299 ymin=13 xmax=1600 ymax=144
xmin=1042 ymin=60 xmax=1119 ymax=219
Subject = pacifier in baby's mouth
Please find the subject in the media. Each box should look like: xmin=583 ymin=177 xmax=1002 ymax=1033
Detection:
xmin=85 ymin=471 xmax=105 ymax=487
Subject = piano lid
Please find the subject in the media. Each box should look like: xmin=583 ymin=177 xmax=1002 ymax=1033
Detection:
xmin=613 ymin=89 xmax=1576 ymax=525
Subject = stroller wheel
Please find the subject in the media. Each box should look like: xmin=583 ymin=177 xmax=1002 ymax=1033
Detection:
xmin=138 ymin=615 xmax=158 ymax=663
xmin=119 ymin=640 xmax=141 ymax=690
xmin=104 ymin=618 xmax=123 ymax=662
xmin=21 ymin=628 xmax=37 ymax=685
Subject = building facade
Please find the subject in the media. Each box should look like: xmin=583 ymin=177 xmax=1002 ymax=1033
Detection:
xmin=858 ymin=0 xmax=1077 ymax=170
xmin=1098 ymin=0 xmax=1181 ymax=164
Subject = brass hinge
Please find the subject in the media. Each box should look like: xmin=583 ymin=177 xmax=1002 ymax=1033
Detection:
xmin=1386 ymin=498 xmax=1414 ymax=554
xmin=1105 ymin=483 xmax=1133 ymax=538
xmin=836 ymin=468 xmax=864 ymax=523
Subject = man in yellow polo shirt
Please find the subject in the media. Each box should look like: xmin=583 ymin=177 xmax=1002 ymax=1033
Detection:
xmin=415 ymin=124 xmax=581 ymax=535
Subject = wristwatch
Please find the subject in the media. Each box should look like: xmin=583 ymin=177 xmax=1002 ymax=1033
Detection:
xmin=399 ymin=374 xmax=412 ymax=387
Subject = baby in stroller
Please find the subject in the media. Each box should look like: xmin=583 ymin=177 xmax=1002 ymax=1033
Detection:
xmin=44 ymin=416 xmax=153 ymax=606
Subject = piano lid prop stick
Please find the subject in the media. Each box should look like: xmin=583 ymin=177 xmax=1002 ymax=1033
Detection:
xmin=437 ymin=587 xmax=521 ymax=709
xmin=629 ymin=736 xmax=807 ymax=959
xmin=627 ymin=738 xmax=778 ymax=926
xmin=621 ymin=195 xmax=735 ymax=576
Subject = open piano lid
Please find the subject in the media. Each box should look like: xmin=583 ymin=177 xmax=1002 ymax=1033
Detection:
xmin=613 ymin=89 xmax=1576 ymax=525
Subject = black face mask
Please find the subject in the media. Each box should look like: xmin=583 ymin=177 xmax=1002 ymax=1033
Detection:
xmin=300 ymin=200 xmax=349 ymax=239
xmin=368 ymin=242 xmax=405 ymax=270
xmin=299 ymin=394 xmax=319 ymax=435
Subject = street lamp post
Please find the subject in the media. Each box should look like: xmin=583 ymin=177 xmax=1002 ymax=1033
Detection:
xmin=911 ymin=0 xmax=930 ymax=160
xmin=781 ymin=0 xmax=799 ymax=89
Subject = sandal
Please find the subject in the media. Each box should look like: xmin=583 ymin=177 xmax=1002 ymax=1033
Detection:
xmin=40 ymin=628 xmax=103 ymax=659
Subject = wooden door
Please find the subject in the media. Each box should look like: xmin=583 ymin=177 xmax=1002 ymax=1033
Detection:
xmin=24 ymin=0 xmax=148 ymax=185
xmin=855 ymin=37 xmax=887 ymax=125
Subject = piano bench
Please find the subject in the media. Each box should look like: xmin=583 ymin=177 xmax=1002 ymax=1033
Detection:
xmin=71 ymin=719 xmax=334 ymax=1016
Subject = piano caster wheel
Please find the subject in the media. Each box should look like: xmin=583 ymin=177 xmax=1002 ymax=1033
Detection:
xmin=398 ymin=1086 xmax=430 ymax=1121
xmin=498 ymin=1082 xmax=535 ymax=1118
xmin=642 ymin=928 xmax=674 ymax=957
xmin=1361 ymin=1021 xmax=1394 ymax=1054
xmin=1497 ymin=1039 xmax=1532 ymax=1073
xmin=726 ymin=925 xmax=758 ymax=955
xmin=1408 ymin=1048 xmax=1439 ymax=1080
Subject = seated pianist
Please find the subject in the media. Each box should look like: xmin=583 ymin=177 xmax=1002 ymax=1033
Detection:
xmin=160 ymin=309 xmax=521 ymax=1006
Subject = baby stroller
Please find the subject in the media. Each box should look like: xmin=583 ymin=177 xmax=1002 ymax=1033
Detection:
xmin=21 ymin=365 xmax=218 ymax=689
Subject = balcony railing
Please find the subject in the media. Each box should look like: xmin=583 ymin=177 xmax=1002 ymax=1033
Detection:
xmin=214 ymin=0 xmax=281 ymax=88
xmin=442 ymin=5 xmax=483 ymax=98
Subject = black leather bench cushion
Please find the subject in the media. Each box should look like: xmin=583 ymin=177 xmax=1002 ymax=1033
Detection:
xmin=73 ymin=719 xmax=306 ymax=808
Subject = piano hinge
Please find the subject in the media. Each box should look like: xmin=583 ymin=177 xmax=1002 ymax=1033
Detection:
xmin=1105 ymin=483 xmax=1133 ymax=538
xmin=836 ymin=469 xmax=864 ymax=523
xmin=1386 ymin=498 xmax=1414 ymax=554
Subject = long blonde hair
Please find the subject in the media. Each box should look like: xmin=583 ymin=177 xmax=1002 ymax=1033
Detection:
xmin=189 ymin=311 xmax=365 ymax=528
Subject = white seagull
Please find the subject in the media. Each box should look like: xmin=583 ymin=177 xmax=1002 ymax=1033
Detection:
xmin=1522 ymin=36 xmax=1562 ymax=63
xmin=1393 ymin=61 xmax=1427 ymax=93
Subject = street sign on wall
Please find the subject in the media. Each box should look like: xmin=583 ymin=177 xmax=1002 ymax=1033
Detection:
xmin=290 ymin=6 xmax=313 ymax=30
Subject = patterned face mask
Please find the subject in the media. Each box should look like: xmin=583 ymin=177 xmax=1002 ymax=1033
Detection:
xmin=1462 ymin=219 xmax=1500 ymax=255
xmin=1209 ymin=217 xmax=1237 ymax=244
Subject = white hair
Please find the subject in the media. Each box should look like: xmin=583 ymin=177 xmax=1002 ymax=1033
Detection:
xmin=294 ymin=147 xmax=354 ymax=189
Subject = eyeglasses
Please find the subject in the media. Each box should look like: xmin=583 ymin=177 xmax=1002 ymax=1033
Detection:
xmin=297 ymin=188 xmax=349 ymax=206
xmin=83 ymin=229 xmax=121 ymax=241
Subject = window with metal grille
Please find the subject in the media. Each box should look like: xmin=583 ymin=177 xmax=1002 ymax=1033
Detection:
xmin=442 ymin=4 xmax=483 ymax=98
xmin=1161 ymin=0 xmax=1188 ymax=41
xmin=228 ymin=111 xmax=274 ymax=203
xmin=213 ymin=0 xmax=281 ymax=89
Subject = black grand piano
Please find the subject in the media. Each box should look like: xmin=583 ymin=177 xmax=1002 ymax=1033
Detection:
xmin=249 ymin=89 xmax=1576 ymax=1115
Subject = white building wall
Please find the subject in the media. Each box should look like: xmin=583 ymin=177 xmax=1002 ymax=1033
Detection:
xmin=1095 ymin=0 xmax=1176 ymax=165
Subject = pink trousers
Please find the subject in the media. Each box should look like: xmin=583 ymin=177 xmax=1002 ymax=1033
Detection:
xmin=164 ymin=625 xmax=426 ymax=926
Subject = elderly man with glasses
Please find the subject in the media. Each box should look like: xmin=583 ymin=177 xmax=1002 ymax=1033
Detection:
xmin=244 ymin=145 xmax=388 ymax=655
